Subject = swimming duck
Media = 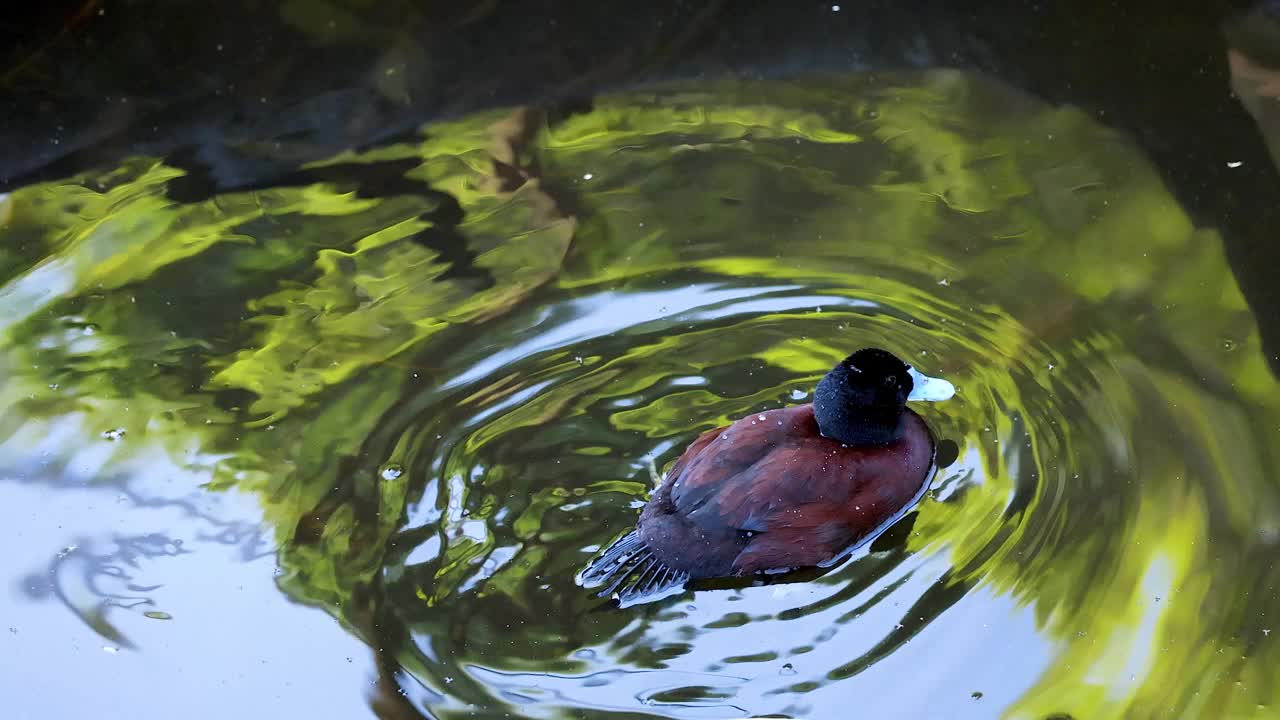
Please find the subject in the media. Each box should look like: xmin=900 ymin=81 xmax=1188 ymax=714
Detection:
xmin=577 ymin=347 xmax=954 ymax=605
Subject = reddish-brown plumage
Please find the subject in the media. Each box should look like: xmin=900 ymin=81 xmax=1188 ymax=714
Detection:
xmin=637 ymin=404 xmax=934 ymax=579
xmin=577 ymin=347 xmax=950 ymax=605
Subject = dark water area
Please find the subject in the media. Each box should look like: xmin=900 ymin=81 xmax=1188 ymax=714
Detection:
xmin=3 ymin=3 xmax=1280 ymax=720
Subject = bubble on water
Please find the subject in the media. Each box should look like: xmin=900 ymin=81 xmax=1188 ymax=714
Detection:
xmin=971 ymin=691 xmax=984 ymax=700
xmin=102 ymin=428 xmax=126 ymax=441
xmin=790 ymin=389 xmax=807 ymax=400
xmin=380 ymin=464 xmax=405 ymax=481
xmin=102 ymin=646 xmax=120 ymax=654
xmin=780 ymin=662 xmax=797 ymax=675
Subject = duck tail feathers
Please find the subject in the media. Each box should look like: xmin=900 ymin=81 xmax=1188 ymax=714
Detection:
xmin=576 ymin=530 xmax=689 ymax=607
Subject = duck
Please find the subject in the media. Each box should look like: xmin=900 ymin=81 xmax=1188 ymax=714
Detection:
xmin=577 ymin=347 xmax=955 ymax=606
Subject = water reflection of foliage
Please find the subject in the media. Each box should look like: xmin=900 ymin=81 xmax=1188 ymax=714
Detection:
xmin=2 ymin=70 xmax=1279 ymax=718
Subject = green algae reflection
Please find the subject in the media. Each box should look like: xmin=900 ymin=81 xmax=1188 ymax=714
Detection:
xmin=2 ymin=70 xmax=1279 ymax=718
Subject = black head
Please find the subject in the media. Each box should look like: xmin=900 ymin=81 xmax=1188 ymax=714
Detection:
xmin=813 ymin=348 xmax=914 ymax=446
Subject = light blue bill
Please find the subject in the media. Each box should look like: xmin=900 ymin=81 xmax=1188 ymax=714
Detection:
xmin=907 ymin=366 xmax=955 ymax=402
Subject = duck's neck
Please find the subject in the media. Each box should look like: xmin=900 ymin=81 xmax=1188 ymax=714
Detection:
xmin=814 ymin=404 xmax=904 ymax=447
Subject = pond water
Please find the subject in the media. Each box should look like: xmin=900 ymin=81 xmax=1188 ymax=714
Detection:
xmin=3 ymin=70 xmax=1279 ymax=719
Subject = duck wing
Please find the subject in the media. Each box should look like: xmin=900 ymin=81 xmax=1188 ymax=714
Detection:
xmin=668 ymin=408 xmax=932 ymax=574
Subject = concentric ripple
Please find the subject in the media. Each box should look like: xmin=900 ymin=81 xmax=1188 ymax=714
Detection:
xmin=360 ymin=258 xmax=1095 ymax=716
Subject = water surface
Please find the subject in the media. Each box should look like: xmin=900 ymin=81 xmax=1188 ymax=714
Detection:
xmin=2 ymin=71 xmax=1279 ymax=719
